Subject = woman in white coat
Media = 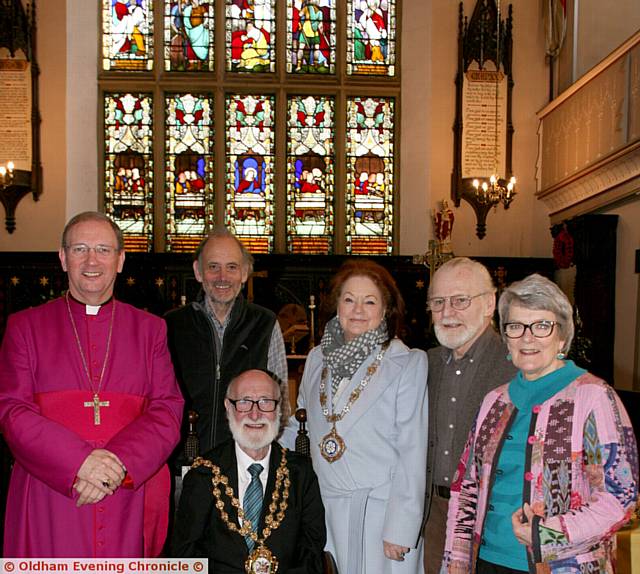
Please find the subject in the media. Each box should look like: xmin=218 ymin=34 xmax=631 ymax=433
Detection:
xmin=294 ymin=259 xmax=428 ymax=574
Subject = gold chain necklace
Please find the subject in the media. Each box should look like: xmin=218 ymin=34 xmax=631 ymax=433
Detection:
xmin=192 ymin=447 xmax=290 ymax=574
xmin=318 ymin=341 xmax=390 ymax=463
xmin=65 ymin=292 xmax=116 ymax=425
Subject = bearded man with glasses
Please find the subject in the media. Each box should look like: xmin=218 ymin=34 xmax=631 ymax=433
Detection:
xmin=422 ymin=257 xmax=517 ymax=574
xmin=173 ymin=369 xmax=326 ymax=572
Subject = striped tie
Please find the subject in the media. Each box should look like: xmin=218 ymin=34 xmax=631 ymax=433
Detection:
xmin=243 ymin=463 xmax=264 ymax=551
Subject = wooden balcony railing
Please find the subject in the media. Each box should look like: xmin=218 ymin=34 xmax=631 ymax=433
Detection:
xmin=536 ymin=31 xmax=640 ymax=223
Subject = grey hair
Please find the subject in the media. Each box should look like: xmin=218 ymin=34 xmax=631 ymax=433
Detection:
xmin=61 ymin=211 xmax=124 ymax=251
xmin=226 ymin=369 xmax=282 ymax=400
xmin=194 ymin=226 xmax=254 ymax=275
xmin=429 ymin=257 xmax=496 ymax=297
xmin=498 ymin=273 xmax=574 ymax=354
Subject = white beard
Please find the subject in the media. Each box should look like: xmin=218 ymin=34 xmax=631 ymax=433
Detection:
xmin=434 ymin=316 xmax=487 ymax=352
xmin=228 ymin=408 xmax=281 ymax=453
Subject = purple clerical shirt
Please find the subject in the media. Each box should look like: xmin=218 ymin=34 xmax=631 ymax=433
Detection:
xmin=0 ymin=297 xmax=184 ymax=557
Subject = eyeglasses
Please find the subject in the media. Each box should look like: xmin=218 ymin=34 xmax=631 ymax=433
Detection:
xmin=65 ymin=244 xmax=119 ymax=258
xmin=427 ymin=292 xmax=489 ymax=312
xmin=503 ymin=320 xmax=560 ymax=339
xmin=227 ymin=398 xmax=280 ymax=413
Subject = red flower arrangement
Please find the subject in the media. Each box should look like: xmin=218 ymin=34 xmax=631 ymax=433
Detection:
xmin=553 ymin=227 xmax=574 ymax=269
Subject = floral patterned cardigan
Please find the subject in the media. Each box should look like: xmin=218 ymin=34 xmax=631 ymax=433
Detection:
xmin=440 ymin=372 xmax=638 ymax=574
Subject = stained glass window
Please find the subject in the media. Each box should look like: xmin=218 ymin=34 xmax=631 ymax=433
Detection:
xmin=165 ymin=93 xmax=215 ymax=253
xmin=286 ymin=1 xmax=336 ymax=74
xmin=286 ymin=95 xmax=334 ymax=254
xmin=102 ymin=0 xmax=154 ymax=71
xmin=345 ymin=96 xmax=395 ymax=255
xmin=225 ymin=94 xmax=275 ymax=253
xmin=164 ymin=1 xmax=215 ymax=71
xmin=225 ymin=0 xmax=276 ymax=73
xmin=104 ymin=93 xmax=154 ymax=252
xmin=346 ymin=0 xmax=396 ymax=76
xmin=101 ymin=2 xmax=400 ymax=254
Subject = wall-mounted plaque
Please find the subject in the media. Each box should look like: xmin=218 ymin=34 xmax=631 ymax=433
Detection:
xmin=451 ymin=0 xmax=514 ymax=239
xmin=0 ymin=58 xmax=32 ymax=170
xmin=461 ymin=68 xmax=507 ymax=179
xmin=0 ymin=0 xmax=42 ymax=233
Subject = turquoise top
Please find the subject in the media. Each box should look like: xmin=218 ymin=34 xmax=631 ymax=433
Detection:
xmin=479 ymin=360 xmax=585 ymax=570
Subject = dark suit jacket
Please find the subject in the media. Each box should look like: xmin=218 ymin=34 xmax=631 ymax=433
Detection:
xmin=172 ymin=440 xmax=326 ymax=574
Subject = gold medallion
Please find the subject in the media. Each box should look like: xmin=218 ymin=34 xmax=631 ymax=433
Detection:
xmin=245 ymin=544 xmax=279 ymax=573
xmin=192 ymin=449 xmax=289 ymax=574
xmin=319 ymin=424 xmax=346 ymax=463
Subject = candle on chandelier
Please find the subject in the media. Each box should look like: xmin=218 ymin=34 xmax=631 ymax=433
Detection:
xmin=0 ymin=161 xmax=16 ymax=184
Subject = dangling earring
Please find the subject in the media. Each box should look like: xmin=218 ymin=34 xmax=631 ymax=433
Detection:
xmin=556 ymin=352 xmax=565 ymax=360
xmin=506 ymin=353 xmax=512 ymax=361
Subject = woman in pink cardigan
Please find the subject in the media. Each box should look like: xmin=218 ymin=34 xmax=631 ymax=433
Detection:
xmin=440 ymin=274 xmax=638 ymax=574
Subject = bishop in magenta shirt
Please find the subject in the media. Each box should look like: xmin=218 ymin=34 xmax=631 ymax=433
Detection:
xmin=0 ymin=296 xmax=184 ymax=557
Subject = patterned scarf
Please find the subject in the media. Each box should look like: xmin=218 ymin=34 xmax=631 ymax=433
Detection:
xmin=321 ymin=315 xmax=389 ymax=394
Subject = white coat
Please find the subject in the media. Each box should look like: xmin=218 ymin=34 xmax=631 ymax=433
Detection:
xmin=284 ymin=338 xmax=429 ymax=574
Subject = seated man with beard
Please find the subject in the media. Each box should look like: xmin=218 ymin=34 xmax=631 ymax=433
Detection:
xmin=172 ymin=369 xmax=326 ymax=573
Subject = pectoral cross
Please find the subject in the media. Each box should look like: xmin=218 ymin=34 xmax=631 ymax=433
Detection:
xmin=84 ymin=393 xmax=110 ymax=425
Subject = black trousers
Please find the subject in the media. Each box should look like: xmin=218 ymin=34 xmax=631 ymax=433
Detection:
xmin=476 ymin=558 xmax=528 ymax=574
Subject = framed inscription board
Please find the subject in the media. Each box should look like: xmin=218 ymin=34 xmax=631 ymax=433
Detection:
xmin=451 ymin=0 xmax=514 ymax=239
xmin=461 ymin=68 xmax=508 ymax=180
xmin=0 ymin=0 xmax=41 ymax=233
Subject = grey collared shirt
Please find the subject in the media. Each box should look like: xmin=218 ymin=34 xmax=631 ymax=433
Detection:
xmin=204 ymin=296 xmax=288 ymax=390
xmin=430 ymin=326 xmax=516 ymax=487
xmin=431 ymin=350 xmax=479 ymax=486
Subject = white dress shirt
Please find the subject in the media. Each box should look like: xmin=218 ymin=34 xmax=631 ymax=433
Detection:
xmin=235 ymin=442 xmax=271 ymax=527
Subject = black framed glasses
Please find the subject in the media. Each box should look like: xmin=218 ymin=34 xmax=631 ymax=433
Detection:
xmin=503 ymin=320 xmax=560 ymax=339
xmin=227 ymin=398 xmax=280 ymax=413
xmin=427 ymin=292 xmax=489 ymax=312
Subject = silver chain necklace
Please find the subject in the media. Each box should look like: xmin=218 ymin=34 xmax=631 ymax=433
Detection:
xmin=318 ymin=341 xmax=389 ymax=462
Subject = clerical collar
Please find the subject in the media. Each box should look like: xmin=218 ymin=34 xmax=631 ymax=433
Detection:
xmin=66 ymin=292 xmax=114 ymax=316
